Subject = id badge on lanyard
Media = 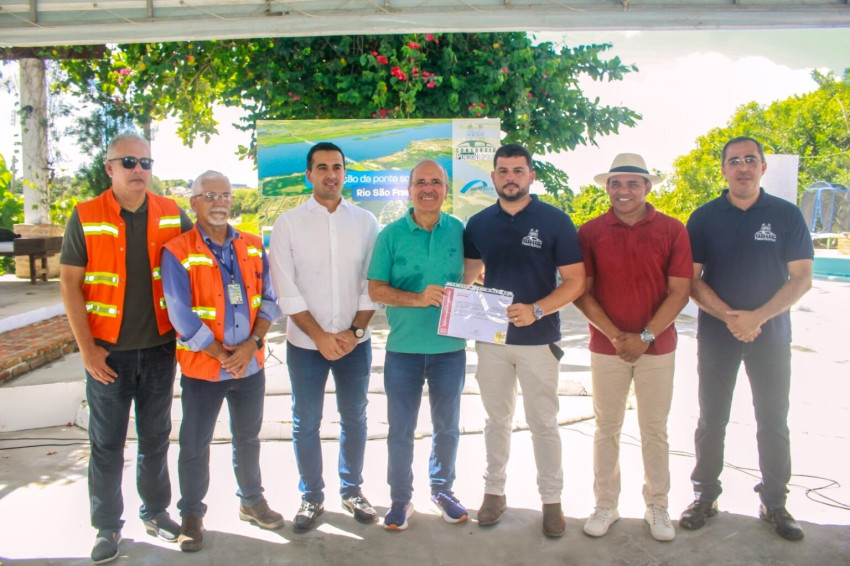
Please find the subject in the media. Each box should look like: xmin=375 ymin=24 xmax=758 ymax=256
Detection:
xmin=228 ymin=280 xmax=244 ymax=305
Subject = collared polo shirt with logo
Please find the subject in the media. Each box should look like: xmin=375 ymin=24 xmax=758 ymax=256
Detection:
xmin=463 ymin=195 xmax=583 ymax=346
xmin=687 ymin=188 xmax=813 ymax=343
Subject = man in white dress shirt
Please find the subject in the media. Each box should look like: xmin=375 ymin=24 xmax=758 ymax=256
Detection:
xmin=269 ymin=142 xmax=380 ymax=531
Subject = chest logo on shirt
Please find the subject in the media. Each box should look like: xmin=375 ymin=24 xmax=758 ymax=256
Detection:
xmin=754 ymin=223 xmax=777 ymax=243
xmin=522 ymin=228 xmax=543 ymax=249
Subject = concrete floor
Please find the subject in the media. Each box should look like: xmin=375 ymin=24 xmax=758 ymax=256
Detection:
xmin=0 ymin=277 xmax=849 ymax=564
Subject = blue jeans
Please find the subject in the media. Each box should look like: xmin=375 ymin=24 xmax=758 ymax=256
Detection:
xmin=691 ymin=333 xmax=792 ymax=508
xmin=177 ymin=370 xmax=266 ymax=517
xmin=86 ymin=342 xmax=176 ymax=531
xmin=286 ymin=341 xmax=371 ymax=503
xmin=384 ymin=349 xmax=466 ymax=504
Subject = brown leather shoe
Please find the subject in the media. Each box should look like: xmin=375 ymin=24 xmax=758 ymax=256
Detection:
xmin=240 ymin=499 xmax=285 ymax=530
xmin=477 ymin=494 xmax=507 ymax=526
xmin=542 ymin=503 xmax=566 ymax=538
xmin=178 ymin=515 xmax=203 ymax=552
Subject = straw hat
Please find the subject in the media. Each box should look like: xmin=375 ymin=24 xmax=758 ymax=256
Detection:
xmin=593 ymin=153 xmax=663 ymax=185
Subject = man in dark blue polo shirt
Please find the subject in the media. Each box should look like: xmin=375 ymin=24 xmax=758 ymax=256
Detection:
xmin=463 ymin=143 xmax=585 ymax=537
xmin=680 ymin=136 xmax=813 ymax=541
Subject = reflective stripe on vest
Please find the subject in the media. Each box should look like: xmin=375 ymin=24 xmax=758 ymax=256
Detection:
xmin=181 ymin=254 xmax=215 ymax=270
xmin=84 ymin=272 xmax=120 ymax=287
xmin=250 ymin=294 xmax=262 ymax=309
xmin=82 ymin=222 xmax=120 ymax=237
xmin=152 ymin=267 xmax=162 ymax=281
xmin=158 ymin=215 xmax=182 ymax=229
xmin=86 ymin=301 xmax=119 ymax=318
xmin=191 ymin=306 xmax=217 ymax=320
xmin=246 ymin=245 xmax=263 ymax=258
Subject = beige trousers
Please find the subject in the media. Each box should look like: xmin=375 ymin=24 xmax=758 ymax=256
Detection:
xmin=590 ymin=351 xmax=675 ymax=509
xmin=475 ymin=342 xmax=563 ymax=504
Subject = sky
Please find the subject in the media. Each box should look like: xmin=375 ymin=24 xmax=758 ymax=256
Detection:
xmin=1 ymin=28 xmax=848 ymax=191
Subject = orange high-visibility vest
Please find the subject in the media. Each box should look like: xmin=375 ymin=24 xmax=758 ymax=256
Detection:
xmin=164 ymin=226 xmax=266 ymax=381
xmin=76 ymin=189 xmax=183 ymax=343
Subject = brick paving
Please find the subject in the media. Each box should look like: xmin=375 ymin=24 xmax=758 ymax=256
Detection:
xmin=0 ymin=315 xmax=77 ymax=384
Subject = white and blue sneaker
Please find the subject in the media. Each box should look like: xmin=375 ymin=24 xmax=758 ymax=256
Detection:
xmin=384 ymin=501 xmax=414 ymax=530
xmin=431 ymin=492 xmax=469 ymax=524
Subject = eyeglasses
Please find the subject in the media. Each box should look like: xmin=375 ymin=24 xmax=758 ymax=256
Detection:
xmin=107 ymin=156 xmax=154 ymax=170
xmin=725 ymin=156 xmax=761 ymax=168
xmin=194 ymin=191 xmax=233 ymax=203
xmin=413 ymin=179 xmax=445 ymax=188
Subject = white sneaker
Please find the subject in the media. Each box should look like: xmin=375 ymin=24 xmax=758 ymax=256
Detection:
xmin=645 ymin=504 xmax=676 ymax=541
xmin=583 ymin=506 xmax=619 ymax=537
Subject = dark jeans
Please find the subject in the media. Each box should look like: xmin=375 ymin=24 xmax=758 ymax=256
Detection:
xmin=86 ymin=342 xmax=176 ymax=531
xmin=384 ymin=349 xmax=466 ymax=504
xmin=177 ymin=370 xmax=266 ymax=517
xmin=286 ymin=340 xmax=371 ymax=503
xmin=691 ymin=333 xmax=792 ymax=508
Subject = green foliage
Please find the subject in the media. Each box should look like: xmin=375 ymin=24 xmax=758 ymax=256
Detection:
xmin=57 ymin=34 xmax=640 ymax=198
xmin=570 ymin=184 xmax=609 ymax=227
xmin=657 ymin=69 xmax=850 ymax=223
xmin=61 ymin=104 xmax=138 ymax=197
xmin=172 ymin=196 xmax=191 ymax=212
xmin=0 ymin=154 xmax=23 ymax=274
xmin=231 ymin=189 xmax=261 ymax=217
xmin=0 ymin=155 xmax=23 ymax=227
xmin=537 ymin=191 xmax=572 ymax=213
xmin=231 ymin=213 xmax=259 ymax=236
xmin=50 ymin=195 xmax=78 ymax=226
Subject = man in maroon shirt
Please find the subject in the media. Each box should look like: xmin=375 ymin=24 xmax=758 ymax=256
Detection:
xmin=574 ymin=153 xmax=692 ymax=542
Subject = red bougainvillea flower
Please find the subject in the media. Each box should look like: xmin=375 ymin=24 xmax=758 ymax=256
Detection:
xmin=407 ymin=42 xmax=421 ymax=50
xmin=376 ymin=55 xmax=389 ymax=65
xmin=425 ymin=34 xmax=434 ymax=41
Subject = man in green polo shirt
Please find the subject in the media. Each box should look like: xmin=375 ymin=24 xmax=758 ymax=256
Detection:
xmin=368 ymin=159 xmax=468 ymax=531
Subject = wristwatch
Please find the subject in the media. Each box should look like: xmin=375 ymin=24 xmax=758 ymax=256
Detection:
xmin=532 ymin=303 xmax=544 ymax=321
xmin=639 ymin=328 xmax=656 ymax=346
xmin=250 ymin=334 xmax=264 ymax=351
xmin=349 ymin=325 xmax=365 ymax=339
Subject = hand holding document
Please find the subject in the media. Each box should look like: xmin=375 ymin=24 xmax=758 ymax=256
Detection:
xmin=437 ymin=282 xmax=513 ymax=344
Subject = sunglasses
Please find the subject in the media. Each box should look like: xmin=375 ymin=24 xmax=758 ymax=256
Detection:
xmin=108 ymin=156 xmax=154 ymax=170
xmin=194 ymin=191 xmax=233 ymax=203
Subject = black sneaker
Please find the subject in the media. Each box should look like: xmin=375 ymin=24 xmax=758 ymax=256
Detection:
xmin=342 ymin=493 xmax=378 ymax=523
xmin=759 ymin=505 xmax=804 ymax=541
xmin=293 ymin=500 xmax=324 ymax=531
xmin=679 ymin=499 xmax=718 ymax=530
xmin=91 ymin=530 xmax=121 ymax=564
xmin=142 ymin=512 xmax=180 ymax=542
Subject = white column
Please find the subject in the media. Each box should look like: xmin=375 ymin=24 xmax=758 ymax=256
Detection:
xmin=19 ymin=58 xmax=50 ymax=225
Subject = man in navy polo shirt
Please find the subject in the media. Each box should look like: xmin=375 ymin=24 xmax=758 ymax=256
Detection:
xmin=463 ymin=143 xmax=585 ymax=537
xmin=680 ymin=136 xmax=813 ymax=541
